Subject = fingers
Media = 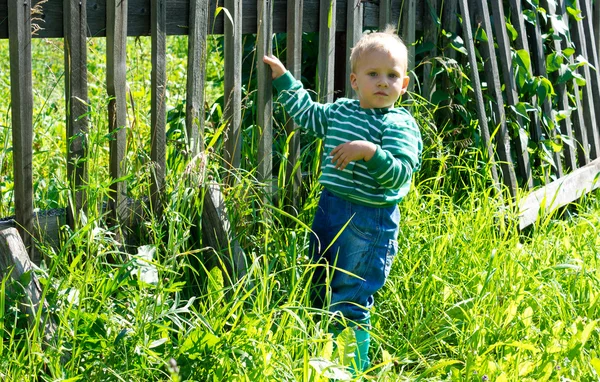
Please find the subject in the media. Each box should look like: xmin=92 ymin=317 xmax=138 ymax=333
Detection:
xmin=331 ymin=144 xmax=349 ymax=170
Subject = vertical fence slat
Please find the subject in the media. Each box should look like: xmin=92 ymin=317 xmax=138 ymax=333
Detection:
xmin=570 ymin=0 xmax=600 ymax=160
xmin=580 ymin=0 xmax=600 ymax=157
xmin=401 ymin=0 xmax=416 ymax=93
xmin=508 ymin=0 xmax=544 ymax=156
xmin=470 ymin=0 xmax=518 ymax=197
xmin=543 ymin=0 xmax=578 ymax=172
xmin=106 ymin=0 xmax=128 ymax=224
xmin=345 ymin=0 xmax=362 ymax=99
xmin=457 ymin=0 xmax=502 ymax=198
xmin=8 ymin=0 xmax=34 ymax=260
xmin=379 ymin=0 xmax=391 ymax=29
xmin=223 ymin=0 xmax=242 ymax=179
xmin=285 ymin=0 xmax=303 ymax=211
xmin=422 ymin=0 xmax=438 ymax=100
xmin=64 ymin=0 xmax=89 ymax=228
xmin=186 ymin=0 xmax=209 ymax=156
xmin=318 ymin=0 xmax=336 ymax=103
xmin=257 ymin=0 xmax=273 ymax=199
xmin=595 ymin=0 xmax=600 ymax=60
xmin=550 ymin=0 xmax=590 ymax=167
xmin=490 ymin=0 xmax=533 ymax=188
xmin=151 ymin=0 xmax=166 ymax=214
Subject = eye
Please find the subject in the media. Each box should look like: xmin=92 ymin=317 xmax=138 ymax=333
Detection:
xmin=388 ymin=73 xmax=398 ymax=79
xmin=368 ymin=72 xmax=378 ymax=77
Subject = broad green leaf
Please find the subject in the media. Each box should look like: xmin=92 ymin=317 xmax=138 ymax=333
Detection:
xmin=336 ymin=327 xmax=357 ymax=366
xmin=505 ymin=22 xmax=518 ymax=41
xmin=546 ymin=52 xmax=563 ymax=73
xmin=308 ymin=358 xmax=352 ymax=380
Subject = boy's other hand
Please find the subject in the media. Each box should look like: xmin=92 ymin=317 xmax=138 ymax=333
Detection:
xmin=263 ymin=55 xmax=287 ymax=79
xmin=331 ymin=141 xmax=377 ymax=171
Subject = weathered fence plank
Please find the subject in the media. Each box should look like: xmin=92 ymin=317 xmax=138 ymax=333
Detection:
xmin=185 ymin=0 xmax=208 ymax=156
xmin=284 ymin=0 xmax=303 ymax=211
xmin=421 ymin=0 xmax=438 ymax=100
xmin=0 ymin=227 xmax=57 ymax=345
xmin=106 ymin=0 xmax=129 ymax=225
xmin=64 ymin=0 xmax=89 ymax=228
xmin=570 ymin=0 xmax=600 ymax=160
xmin=379 ymin=0 xmax=391 ymax=29
xmin=401 ymin=0 xmax=416 ymax=93
xmin=223 ymin=0 xmax=243 ymax=180
xmin=508 ymin=0 xmax=544 ymax=174
xmin=491 ymin=0 xmax=533 ymax=189
xmin=257 ymin=0 xmax=274 ymax=202
xmin=8 ymin=0 xmax=35 ymax=262
xmin=518 ymin=158 xmax=600 ymax=229
xmin=319 ymin=0 xmax=336 ymax=103
xmin=0 ymin=0 xmax=401 ymax=39
xmin=580 ymin=0 xmax=600 ymax=155
xmin=345 ymin=0 xmax=362 ymax=99
xmin=470 ymin=0 xmax=518 ymax=197
xmin=542 ymin=0 xmax=577 ymax=172
xmin=150 ymin=0 xmax=167 ymax=214
xmin=457 ymin=0 xmax=502 ymax=198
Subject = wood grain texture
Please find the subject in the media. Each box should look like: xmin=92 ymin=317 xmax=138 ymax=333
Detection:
xmin=8 ymin=0 xmax=35 ymax=262
xmin=64 ymin=0 xmax=89 ymax=228
xmin=0 ymin=227 xmax=57 ymax=344
xmin=150 ymin=0 xmax=167 ymax=213
xmin=345 ymin=0 xmax=362 ymax=98
xmin=570 ymin=0 xmax=599 ymax=160
xmin=285 ymin=0 xmax=303 ymax=212
xmin=106 ymin=0 xmax=129 ymax=223
xmin=257 ymin=0 xmax=273 ymax=200
xmin=318 ymin=0 xmax=336 ymax=103
xmin=185 ymin=0 xmax=208 ymax=156
xmin=223 ymin=0 xmax=242 ymax=179
xmin=0 ymin=0 xmax=401 ymax=38
xmin=470 ymin=0 xmax=518 ymax=198
xmin=490 ymin=0 xmax=532 ymax=188
xmin=457 ymin=0 xmax=502 ymax=198
xmin=519 ymin=158 xmax=600 ymax=229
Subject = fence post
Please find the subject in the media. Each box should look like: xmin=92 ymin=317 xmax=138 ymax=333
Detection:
xmin=469 ymin=0 xmax=518 ymax=198
xmin=345 ymin=0 xmax=362 ymax=99
xmin=285 ymin=0 xmax=303 ymax=213
xmin=490 ymin=0 xmax=533 ymax=188
xmin=8 ymin=0 xmax=35 ymax=262
xmin=257 ymin=0 xmax=274 ymax=204
xmin=457 ymin=0 xmax=503 ymax=200
xmin=106 ymin=0 xmax=129 ymax=227
xmin=318 ymin=0 xmax=336 ymax=103
xmin=223 ymin=0 xmax=243 ymax=183
xmin=64 ymin=0 xmax=89 ymax=229
xmin=186 ymin=0 xmax=209 ymax=156
xmin=151 ymin=0 xmax=167 ymax=215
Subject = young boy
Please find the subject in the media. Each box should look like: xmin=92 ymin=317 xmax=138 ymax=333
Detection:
xmin=263 ymin=28 xmax=422 ymax=374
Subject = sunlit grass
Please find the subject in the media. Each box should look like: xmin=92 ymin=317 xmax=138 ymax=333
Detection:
xmin=0 ymin=35 xmax=599 ymax=382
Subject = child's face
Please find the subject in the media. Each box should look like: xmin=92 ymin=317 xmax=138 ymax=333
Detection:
xmin=350 ymin=48 xmax=409 ymax=109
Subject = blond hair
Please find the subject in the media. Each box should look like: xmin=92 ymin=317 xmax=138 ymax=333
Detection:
xmin=349 ymin=27 xmax=408 ymax=73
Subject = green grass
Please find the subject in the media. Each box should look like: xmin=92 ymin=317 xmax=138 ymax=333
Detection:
xmin=0 ymin=36 xmax=599 ymax=381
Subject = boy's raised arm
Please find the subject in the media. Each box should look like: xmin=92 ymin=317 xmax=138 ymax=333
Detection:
xmin=263 ymin=55 xmax=287 ymax=79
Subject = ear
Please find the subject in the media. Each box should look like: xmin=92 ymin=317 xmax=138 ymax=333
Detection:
xmin=350 ymin=73 xmax=358 ymax=90
xmin=399 ymin=75 xmax=410 ymax=94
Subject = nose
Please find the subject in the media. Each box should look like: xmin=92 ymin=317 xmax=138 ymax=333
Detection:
xmin=378 ymin=79 xmax=388 ymax=88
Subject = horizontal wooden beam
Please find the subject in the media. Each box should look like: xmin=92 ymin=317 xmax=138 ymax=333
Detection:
xmin=518 ymin=158 xmax=600 ymax=230
xmin=0 ymin=0 xmax=402 ymax=39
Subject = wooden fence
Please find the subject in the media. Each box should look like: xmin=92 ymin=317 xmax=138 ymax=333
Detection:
xmin=1 ymin=0 xmax=600 ymax=264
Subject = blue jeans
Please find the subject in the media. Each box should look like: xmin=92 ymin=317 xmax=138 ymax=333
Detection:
xmin=309 ymin=188 xmax=400 ymax=322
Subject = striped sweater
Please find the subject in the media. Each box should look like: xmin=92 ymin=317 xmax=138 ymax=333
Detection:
xmin=273 ymin=71 xmax=422 ymax=207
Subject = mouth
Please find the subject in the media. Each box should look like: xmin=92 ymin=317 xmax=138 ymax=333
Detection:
xmin=374 ymin=92 xmax=387 ymax=96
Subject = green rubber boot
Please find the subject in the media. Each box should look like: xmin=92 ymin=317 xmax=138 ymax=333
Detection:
xmin=353 ymin=325 xmax=371 ymax=373
xmin=329 ymin=320 xmax=371 ymax=377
